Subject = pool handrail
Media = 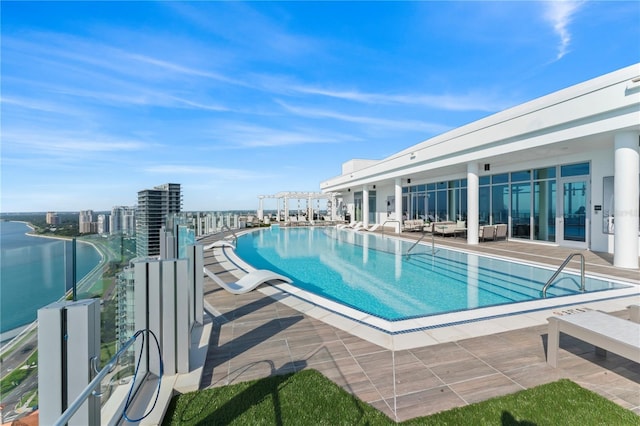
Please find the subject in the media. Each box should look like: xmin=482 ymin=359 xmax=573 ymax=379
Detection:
xmin=542 ymin=253 xmax=586 ymax=297
xmin=381 ymin=220 xmax=401 ymax=237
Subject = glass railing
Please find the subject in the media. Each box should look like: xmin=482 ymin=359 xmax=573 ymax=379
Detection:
xmin=168 ymin=211 xmax=244 ymax=239
xmin=0 ymin=225 xmax=137 ymax=425
xmin=0 ymin=212 xmax=229 ymax=424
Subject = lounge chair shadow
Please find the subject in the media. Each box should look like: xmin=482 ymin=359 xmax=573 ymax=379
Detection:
xmin=200 ymin=309 xmax=303 ymax=387
xmin=501 ymin=411 xmax=536 ymax=425
xmin=179 ymin=361 xmax=305 ymax=425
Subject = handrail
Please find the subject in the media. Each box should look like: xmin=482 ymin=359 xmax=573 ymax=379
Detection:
xmin=381 ymin=220 xmax=401 ymax=237
xmin=221 ymin=224 xmax=238 ymax=246
xmin=405 ymin=230 xmax=427 ymax=259
xmin=542 ymin=253 xmax=586 ymax=297
xmin=53 ymin=333 xmax=138 ymax=426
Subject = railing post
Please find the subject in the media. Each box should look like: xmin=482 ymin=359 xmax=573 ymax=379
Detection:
xmin=38 ymin=299 xmax=101 ymax=426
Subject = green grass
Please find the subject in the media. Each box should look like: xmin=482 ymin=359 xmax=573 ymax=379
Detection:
xmin=163 ymin=370 xmax=638 ymax=426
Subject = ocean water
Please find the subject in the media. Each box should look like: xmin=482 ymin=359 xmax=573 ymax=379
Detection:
xmin=0 ymin=221 xmax=102 ymax=334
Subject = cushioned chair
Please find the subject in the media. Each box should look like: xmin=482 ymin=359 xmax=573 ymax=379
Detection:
xmin=479 ymin=225 xmax=496 ymax=241
xmin=495 ymin=224 xmax=508 ymax=240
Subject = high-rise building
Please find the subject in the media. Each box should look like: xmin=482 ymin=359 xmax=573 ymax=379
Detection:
xmin=46 ymin=212 xmax=60 ymax=225
xmin=97 ymin=214 xmax=110 ymax=234
xmin=136 ymin=183 xmax=182 ymax=257
xmin=79 ymin=210 xmax=94 ymax=233
xmin=110 ymin=206 xmax=136 ymax=235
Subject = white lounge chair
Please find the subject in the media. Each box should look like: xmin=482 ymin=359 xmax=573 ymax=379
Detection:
xmin=203 ymin=240 xmax=236 ymax=250
xmin=203 ymin=268 xmax=292 ymax=294
xmin=359 ymin=223 xmax=381 ymax=232
xmin=546 ymin=309 xmax=640 ymax=367
xmin=338 ymin=221 xmax=362 ymax=230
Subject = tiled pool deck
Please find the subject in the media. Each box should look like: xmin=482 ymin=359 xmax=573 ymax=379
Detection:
xmin=198 ymin=229 xmax=640 ymax=421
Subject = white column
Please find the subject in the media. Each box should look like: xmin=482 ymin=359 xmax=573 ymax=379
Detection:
xmin=284 ymin=197 xmax=289 ymax=223
xmin=467 ymin=162 xmax=479 ymax=245
xmin=395 ymin=178 xmax=403 ymax=233
xmin=308 ymin=195 xmax=313 ymax=221
xmin=614 ymin=132 xmax=639 ymax=269
xmin=258 ymin=196 xmax=264 ymax=220
xmin=331 ymin=195 xmax=336 ymax=221
xmin=363 ymin=186 xmax=370 ymax=227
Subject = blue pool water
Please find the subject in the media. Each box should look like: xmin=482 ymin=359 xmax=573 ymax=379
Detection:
xmin=234 ymin=227 xmax=629 ymax=321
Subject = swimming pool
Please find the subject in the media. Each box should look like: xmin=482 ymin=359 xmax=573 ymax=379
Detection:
xmin=233 ymin=226 xmax=630 ymax=321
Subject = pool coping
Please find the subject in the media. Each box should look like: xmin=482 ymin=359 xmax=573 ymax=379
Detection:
xmin=212 ymin=227 xmax=640 ymax=350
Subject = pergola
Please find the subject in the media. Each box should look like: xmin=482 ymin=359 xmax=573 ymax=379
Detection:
xmin=257 ymin=191 xmax=342 ymax=223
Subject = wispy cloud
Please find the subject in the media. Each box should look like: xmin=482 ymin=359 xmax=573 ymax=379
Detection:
xmin=290 ymin=85 xmax=510 ymax=112
xmin=203 ymin=123 xmax=362 ymax=149
xmin=544 ymin=1 xmax=584 ymax=60
xmin=277 ymin=101 xmax=450 ymax=134
xmin=144 ymin=165 xmax=274 ymax=180
xmin=2 ymin=130 xmax=154 ymax=155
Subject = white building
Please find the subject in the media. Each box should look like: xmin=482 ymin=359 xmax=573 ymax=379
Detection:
xmin=97 ymin=214 xmax=109 ymax=234
xmin=321 ymin=64 xmax=640 ymax=269
xmin=78 ymin=210 xmax=94 ymax=234
xmin=110 ymin=206 xmax=136 ymax=235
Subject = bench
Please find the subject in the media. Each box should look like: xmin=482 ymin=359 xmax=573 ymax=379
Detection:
xmin=546 ymin=308 xmax=640 ymax=367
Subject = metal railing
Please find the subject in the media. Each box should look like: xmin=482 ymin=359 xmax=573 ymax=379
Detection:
xmin=381 ymin=220 xmax=401 ymax=237
xmin=53 ymin=333 xmax=139 ymax=426
xmin=404 ymin=228 xmax=437 ymax=259
xmin=542 ymin=253 xmax=586 ymax=297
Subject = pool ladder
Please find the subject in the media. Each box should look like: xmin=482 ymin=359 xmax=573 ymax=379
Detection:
xmin=405 ymin=230 xmax=436 ymax=259
xmin=542 ymin=253 xmax=585 ymax=297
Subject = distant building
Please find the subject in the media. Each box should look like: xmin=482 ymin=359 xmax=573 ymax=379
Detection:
xmin=79 ymin=210 xmax=94 ymax=233
xmin=46 ymin=212 xmax=60 ymax=225
xmin=115 ymin=265 xmax=135 ymax=350
xmin=97 ymin=214 xmax=110 ymax=234
xmin=136 ymin=183 xmax=182 ymax=257
xmin=110 ymin=206 xmax=136 ymax=235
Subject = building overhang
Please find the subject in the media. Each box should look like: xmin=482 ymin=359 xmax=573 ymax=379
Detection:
xmin=321 ymin=64 xmax=640 ymax=193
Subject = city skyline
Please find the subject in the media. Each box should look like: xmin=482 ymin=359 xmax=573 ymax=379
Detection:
xmin=2 ymin=1 xmax=639 ymax=212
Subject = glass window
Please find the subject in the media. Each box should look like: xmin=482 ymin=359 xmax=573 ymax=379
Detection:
xmin=511 ymin=182 xmax=531 ymax=239
xmin=479 ymin=186 xmax=490 ymax=225
xmin=436 ymin=189 xmax=447 ymax=221
xmin=402 ymin=187 xmax=408 ymax=193
xmin=534 ymin=167 xmax=556 ymax=180
xmin=437 ymin=182 xmax=447 ymax=190
xmin=417 ymin=184 xmax=426 ymax=192
xmin=368 ymin=191 xmax=376 ymax=224
xmin=492 ymin=174 xmax=508 ymax=184
xmin=534 ymin=180 xmax=556 ymax=242
xmin=479 ymin=176 xmax=491 ymax=186
xmin=449 ymin=180 xmax=459 ymax=189
xmin=426 ymin=192 xmax=436 ymax=221
xmin=426 ymin=183 xmax=435 ymax=191
xmin=460 ymin=179 xmax=467 ymax=187
xmin=491 ymin=184 xmax=508 ymax=224
xmin=511 ymin=170 xmax=531 ymax=182
xmin=561 ymin=162 xmax=590 ymax=177
xmin=459 ymin=187 xmax=467 ymax=221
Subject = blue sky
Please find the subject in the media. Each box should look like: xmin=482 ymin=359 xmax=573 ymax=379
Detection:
xmin=1 ymin=1 xmax=639 ymax=212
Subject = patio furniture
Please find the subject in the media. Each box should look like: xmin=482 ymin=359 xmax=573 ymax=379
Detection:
xmin=203 ymin=268 xmax=292 ymax=294
xmin=479 ymin=225 xmax=496 ymax=241
xmin=546 ymin=309 xmax=640 ymax=367
xmin=495 ymin=224 xmax=508 ymax=240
